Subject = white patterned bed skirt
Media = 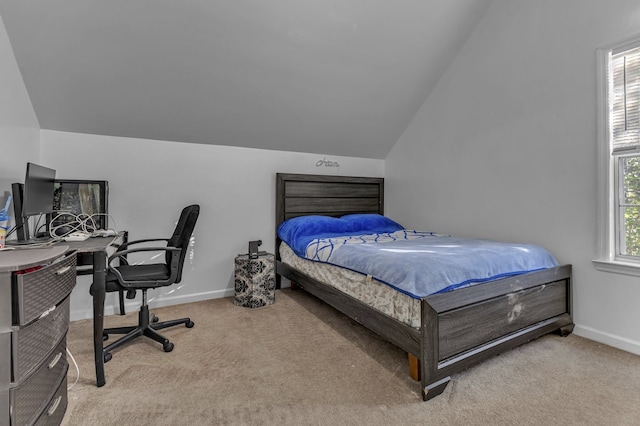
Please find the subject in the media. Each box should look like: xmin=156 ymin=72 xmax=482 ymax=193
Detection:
xmin=280 ymin=242 xmax=421 ymax=329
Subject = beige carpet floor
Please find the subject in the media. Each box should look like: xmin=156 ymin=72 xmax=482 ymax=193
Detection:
xmin=61 ymin=288 xmax=640 ymax=426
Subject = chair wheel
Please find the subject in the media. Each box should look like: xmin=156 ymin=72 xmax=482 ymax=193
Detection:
xmin=186 ymin=320 xmax=195 ymax=328
xmin=104 ymin=352 xmax=112 ymax=363
xmin=152 ymin=316 xmax=159 ymax=323
xmin=103 ymin=333 xmax=109 ymax=341
xmin=163 ymin=341 xmax=174 ymax=352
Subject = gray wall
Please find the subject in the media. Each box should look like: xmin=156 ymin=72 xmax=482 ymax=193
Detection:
xmin=0 ymin=14 xmax=384 ymax=321
xmin=386 ymin=0 xmax=640 ymax=354
xmin=0 ymin=15 xmax=39 ymax=197
xmin=5 ymin=2 xmax=640 ymax=355
xmin=41 ymin=131 xmax=383 ymax=320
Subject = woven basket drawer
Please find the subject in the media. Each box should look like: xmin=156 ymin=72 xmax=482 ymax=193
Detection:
xmin=14 ymin=253 xmax=76 ymax=326
xmin=10 ymin=339 xmax=67 ymax=426
xmin=34 ymin=373 xmax=68 ymax=426
xmin=12 ymin=297 xmax=70 ymax=383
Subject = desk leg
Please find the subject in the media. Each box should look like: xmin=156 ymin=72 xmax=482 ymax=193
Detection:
xmin=93 ymin=250 xmax=107 ymax=387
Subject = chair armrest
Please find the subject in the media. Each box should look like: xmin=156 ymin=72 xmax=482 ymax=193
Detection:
xmin=117 ymin=238 xmax=170 ymax=252
xmin=108 ymin=246 xmax=181 ymax=287
xmin=109 ymin=246 xmax=179 ymax=261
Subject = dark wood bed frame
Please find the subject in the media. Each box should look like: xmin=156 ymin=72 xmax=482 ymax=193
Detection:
xmin=275 ymin=173 xmax=574 ymax=401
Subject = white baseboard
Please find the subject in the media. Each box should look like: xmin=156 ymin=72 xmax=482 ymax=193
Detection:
xmin=69 ymin=288 xmax=235 ymax=322
xmin=573 ymin=324 xmax=640 ymax=356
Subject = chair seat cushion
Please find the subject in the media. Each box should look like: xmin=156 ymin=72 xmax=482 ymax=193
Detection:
xmin=90 ymin=264 xmax=171 ymax=294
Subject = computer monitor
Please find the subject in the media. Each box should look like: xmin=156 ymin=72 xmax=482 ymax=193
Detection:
xmin=52 ymin=180 xmax=109 ymax=233
xmin=23 ymin=163 xmax=56 ymax=216
xmin=11 ymin=162 xmax=56 ymax=242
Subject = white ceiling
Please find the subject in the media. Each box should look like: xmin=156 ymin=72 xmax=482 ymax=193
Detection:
xmin=0 ymin=1 xmax=492 ymax=159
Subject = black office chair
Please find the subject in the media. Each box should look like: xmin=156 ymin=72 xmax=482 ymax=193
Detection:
xmin=91 ymin=204 xmax=200 ymax=362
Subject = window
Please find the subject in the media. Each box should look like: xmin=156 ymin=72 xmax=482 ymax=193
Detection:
xmin=595 ymin=36 xmax=640 ymax=275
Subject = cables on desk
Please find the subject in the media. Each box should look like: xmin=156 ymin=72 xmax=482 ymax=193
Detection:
xmin=5 ymin=213 xmax=47 ymax=239
xmin=49 ymin=212 xmax=118 ymax=238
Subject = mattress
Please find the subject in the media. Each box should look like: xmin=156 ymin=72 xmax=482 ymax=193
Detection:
xmin=301 ymin=230 xmax=559 ymax=298
xmin=280 ymin=242 xmax=421 ymax=329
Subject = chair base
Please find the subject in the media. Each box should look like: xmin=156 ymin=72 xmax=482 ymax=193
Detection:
xmin=103 ymin=304 xmax=194 ymax=362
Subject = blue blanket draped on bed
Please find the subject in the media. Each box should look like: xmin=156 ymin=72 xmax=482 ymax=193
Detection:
xmin=278 ymin=215 xmax=559 ymax=298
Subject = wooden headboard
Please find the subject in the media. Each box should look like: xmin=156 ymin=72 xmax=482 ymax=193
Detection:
xmin=275 ymin=173 xmax=385 ymax=285
xmin=276 ymin=173 xmax=384 ymax=222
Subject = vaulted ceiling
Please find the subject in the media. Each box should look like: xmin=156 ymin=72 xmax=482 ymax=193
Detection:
xmin=0 ymin=1 xmax=492 ymax=159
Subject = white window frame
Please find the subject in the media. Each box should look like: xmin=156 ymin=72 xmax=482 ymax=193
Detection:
xmin=594 ymin=34 xmax=640 ymax=276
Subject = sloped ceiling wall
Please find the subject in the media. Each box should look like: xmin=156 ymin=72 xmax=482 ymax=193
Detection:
xmin=0 ymin=0 xmax=492 ymax=158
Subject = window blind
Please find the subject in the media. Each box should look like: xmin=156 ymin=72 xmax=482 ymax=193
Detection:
xmin=611 ymin=45 xmax=640 ymax=153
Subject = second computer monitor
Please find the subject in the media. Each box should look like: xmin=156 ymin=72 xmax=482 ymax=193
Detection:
xmin=52 ymin=180 xmax=109 ymax=232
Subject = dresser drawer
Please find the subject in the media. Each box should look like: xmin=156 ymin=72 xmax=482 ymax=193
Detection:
xmin=13 ymin=253 xmax=76 ymax=326
xmin=12 ymin=297 xmax=70 ymax=383
xmin=10 ymin=339 xmax=67 ymax=426
xmin=34 ymin=374 xmax=68 ymax=426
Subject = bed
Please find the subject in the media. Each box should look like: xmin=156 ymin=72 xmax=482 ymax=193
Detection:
xmin=275 ymin=173 xmax=573 ymax=401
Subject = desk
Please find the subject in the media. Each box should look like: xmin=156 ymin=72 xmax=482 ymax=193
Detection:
xmin=61 ymin=233 xmax=126 ymax=387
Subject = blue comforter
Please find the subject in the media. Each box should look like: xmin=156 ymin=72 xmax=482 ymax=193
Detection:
xmin=295 ymin=230 xmax=559 ymax=298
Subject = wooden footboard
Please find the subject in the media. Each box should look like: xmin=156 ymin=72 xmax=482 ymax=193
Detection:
xmin=278 ymin=261 xmax=573 ymax=401
xmin=416 ymin=264 xmax=573 ymax=400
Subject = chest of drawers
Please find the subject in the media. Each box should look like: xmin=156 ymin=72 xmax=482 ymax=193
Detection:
xmin=0 ymin=246 xmax=76 ymax=426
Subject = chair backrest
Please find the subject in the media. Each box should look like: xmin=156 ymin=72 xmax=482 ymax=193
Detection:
xmin=166 ymin=204 xmax=200 ymax=283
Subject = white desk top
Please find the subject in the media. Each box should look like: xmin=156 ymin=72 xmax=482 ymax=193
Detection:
xmin=0 ymin=245 xmax=69 ymax=272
